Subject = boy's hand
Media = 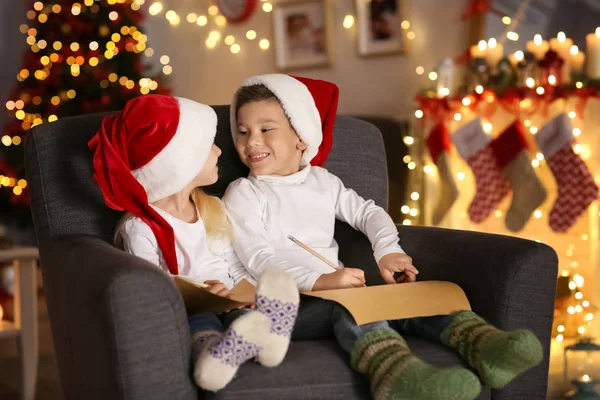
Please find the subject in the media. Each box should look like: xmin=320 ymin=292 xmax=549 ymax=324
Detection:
xmin=312 ymin=268 xmax=366 ymax=291
xmin=203 ymin=280 xmax=231 ymax=298
xmin=378 ymin=253 xmax=419 ymax=284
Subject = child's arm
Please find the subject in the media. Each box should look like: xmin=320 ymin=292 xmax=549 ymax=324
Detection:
xmin=325 ymin=170 xmax=418 ymax=283
xmin=124 ymin=220 xmax=234 ymax=293
xmin=121 ymin=222 xmax=162 ymax=268
xmin=223 ymin=242 xmax=257 ymax=287
xmin=223 ymin=180 xmax=323 ymax=292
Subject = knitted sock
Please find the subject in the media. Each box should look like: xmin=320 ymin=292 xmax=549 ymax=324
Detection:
xmin=426 ymin=123 xmax=459 ymax=225
xmin=489 ymin=121 xmax=546 ymax=232
xmin=351 ymin=330 xmax=481 ymax=400
xmin=191 ymin=330 xmax=221 ymax=365
xmin=254 ymin=268 xmax=300 ymax=367
xmin=193 ymin=311 xmax=271 ymax=392
xmin=503 ymin=151 xmax=547 ymax=232
xmin=432 ymin=152 xmax=459 ymax=225
xmin=451 ymin=118 xmax=510 ymax=223
xmin=441 ymin=311 xmax=543 ymax=388
xmin=536 ymin=113 xmax=599 ymax=232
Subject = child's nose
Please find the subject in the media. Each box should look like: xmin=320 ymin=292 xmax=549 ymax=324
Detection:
xmin=248 ymin=132 xmax=262 ymax=147
xmin=214 ymin=144 xmax=222 ymax=156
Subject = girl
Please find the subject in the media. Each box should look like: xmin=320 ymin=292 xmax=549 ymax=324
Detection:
xmin=88 ymin=94 xmax=300 ymax=392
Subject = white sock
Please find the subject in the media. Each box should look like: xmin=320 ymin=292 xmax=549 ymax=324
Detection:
xmin=193 ymin=311 xmax=271 ymax=392
xmin=254 ymin=268 xmax=300 ymax=367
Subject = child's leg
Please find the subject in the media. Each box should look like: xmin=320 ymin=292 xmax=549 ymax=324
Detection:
xmin=188 ymin=312 xmax=225 ymax=363
xmin=394 ymin=311 xmax=543 ymax=388
xmin=220 ymin=308 xmax=252 ymax=329
xmin=292 ymin=296 xmax=336 ymax=341
xmin=331 ymin=303 xmax=391 ymax=353
xmin=193 ymin=310 xmax=271 ymax=392
xmin=441 ymin=311 xmax=543 ymax=387
xmin=389 ymin=314 xmax=455 ymax=340
xmin=194 ymin=269 xmax=300 ymax=391
xmin=252 ymin=268 xmax=300 ymax=367
xmin=333 ymin=306 xmax=480 ymax=400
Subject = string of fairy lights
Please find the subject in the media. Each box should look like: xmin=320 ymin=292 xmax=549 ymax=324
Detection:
xmin=147 ymin=0 xmax=272 ymax=53
xmin=0 ymin=0 xmax=416 ymax=202
xmin=3 ymin=2 xmax=594 ymax=341
xmin=406 ymin=6 xmax=599 ymax=341
xmin=144 ymin=0 xmax=415 ymax=54
xmin=1 ymin=0 xmax=170 ymax=197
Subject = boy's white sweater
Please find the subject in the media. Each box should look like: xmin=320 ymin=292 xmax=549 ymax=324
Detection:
xmin=223 ymin=166 xmax=404 ymax=291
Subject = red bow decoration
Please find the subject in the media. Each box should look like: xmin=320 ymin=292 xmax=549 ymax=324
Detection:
xmin=415 ymin=96 xmax=451 ymax=126
xmin=538 ymin=50 xmax=564 ymax=70
xmin=461 ymin=0 xmax=502 ymax=20
xmin=455 ymin=48 xmax=471 ymax=65
xmin=497 ymin=87 xmax=541 ymax=119
xmin=574 ymin=87 xmax=600 ymax=119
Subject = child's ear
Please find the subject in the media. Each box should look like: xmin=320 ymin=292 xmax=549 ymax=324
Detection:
xmin=297 ymin=140 xmax=307 ymax=151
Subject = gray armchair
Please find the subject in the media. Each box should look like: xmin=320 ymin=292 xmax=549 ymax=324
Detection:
xmin=24 ymin=105 xmax=557 ymax=400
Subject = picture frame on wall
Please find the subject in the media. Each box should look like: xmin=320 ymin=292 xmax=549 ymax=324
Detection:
xmin=273 ymin=0 xmax=332 ymax=71
xmin=355 ymin=0 xmax=407 ymax=57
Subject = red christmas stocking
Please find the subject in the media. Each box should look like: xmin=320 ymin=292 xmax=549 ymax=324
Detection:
xmin=490 ymin=121 xmax=547 ymax=232
xmin=452 ymin=118 xmax=510 ymax=223
xmin=535 ymin=113 xmax=599 ymax=232
xmin=426 ymin=123 xmax=458 ymax=225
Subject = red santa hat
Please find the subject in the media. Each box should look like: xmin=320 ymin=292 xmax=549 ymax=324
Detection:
xmin=88 ymin=94 xmax=217 ymax=275
xmin=230 ymin=74 xmax=339 ymax=167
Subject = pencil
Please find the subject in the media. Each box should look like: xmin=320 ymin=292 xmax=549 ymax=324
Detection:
xmin=287 ymin=235 xmax=340 ymax=271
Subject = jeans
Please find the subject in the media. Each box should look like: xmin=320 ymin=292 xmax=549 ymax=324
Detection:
xmin=188 ymin=308 xmax=251 ymax=336
xmin=292 ymin=296 xmax=456 ymax=354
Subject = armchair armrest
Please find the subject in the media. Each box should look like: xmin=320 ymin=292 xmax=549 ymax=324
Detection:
xmin=39 ymin=235 xmax=196 ymax=400
xmin=335 ymin=221 xmax=557 ymax=400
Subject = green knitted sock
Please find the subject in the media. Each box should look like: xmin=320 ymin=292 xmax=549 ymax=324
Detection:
xmin=351 ymin=330 xmax=481 ymax=400
xmin=441 ymin=311 xmax=543 ymax=388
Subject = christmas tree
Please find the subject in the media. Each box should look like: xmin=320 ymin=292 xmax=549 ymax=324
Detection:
xmin=1 ymin=0 xmax=170 ymax=232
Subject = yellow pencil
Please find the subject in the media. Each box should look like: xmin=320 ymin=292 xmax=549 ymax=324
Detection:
xmin=287 ymin=235 xmax=341 ymax=271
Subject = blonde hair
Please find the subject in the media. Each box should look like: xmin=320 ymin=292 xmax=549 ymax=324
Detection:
xmin=114 ymin=188 xmax=232 ymax=249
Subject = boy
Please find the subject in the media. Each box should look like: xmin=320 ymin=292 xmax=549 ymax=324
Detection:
xmin=223 ymin=74 xmax=542 ymax=400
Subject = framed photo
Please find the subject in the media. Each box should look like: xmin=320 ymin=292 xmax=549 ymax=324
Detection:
xmin=355 ymin=0 xmax=407 ymax=57
xmin=273 ymin=0 xmax=332 ymax=71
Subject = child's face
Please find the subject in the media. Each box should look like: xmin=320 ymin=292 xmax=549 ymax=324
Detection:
xmin=194 ymin=144 xmax=221 ymax=186
xmin=235 ymin=100 xmax=306 ymax=176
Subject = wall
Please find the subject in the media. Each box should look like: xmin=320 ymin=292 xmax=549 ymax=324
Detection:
xmin=143 ymin=0 xmax=471 ymax=120
xmin=0 ymin=1 xmax=472 ymax=120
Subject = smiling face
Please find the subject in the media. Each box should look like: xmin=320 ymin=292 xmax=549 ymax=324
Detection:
xmin=235 ymin=100 xmax=306 ymax=176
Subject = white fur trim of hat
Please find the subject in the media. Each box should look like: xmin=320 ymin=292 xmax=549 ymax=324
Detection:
xmin=230 ymin=74 xmax=322 ymax=166
xmin=132 ymin=97 xmax=217 ymax=202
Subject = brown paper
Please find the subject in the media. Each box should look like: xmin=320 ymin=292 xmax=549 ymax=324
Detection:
xmin=302 ymin=281 xmax=471 ymax=325
xmin=172 ymin=276 xmax=255 ymax=314
xmin=173 ymin=276 xmax=470 ymax=324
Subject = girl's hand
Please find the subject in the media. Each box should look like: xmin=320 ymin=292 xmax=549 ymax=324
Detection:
xmin=377 ymin=253 xmax=419 ymax=284
xmin=203 ymin=280 xmax=231 ymax=298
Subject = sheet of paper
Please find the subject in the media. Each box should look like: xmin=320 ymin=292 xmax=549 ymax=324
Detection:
xmin=172 ymin=277 xmax=255 ymax=314
xmin=302 ymin=281 xmax=471 ymax=325
xmin=172 ymin=275 xmax=471 ymax=324
xmin=229 ymin=278 xmax=256 ymax=303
